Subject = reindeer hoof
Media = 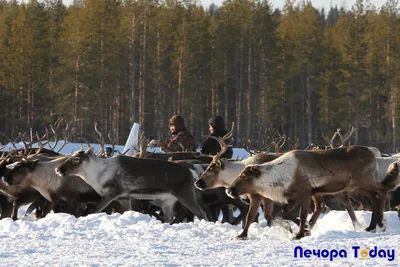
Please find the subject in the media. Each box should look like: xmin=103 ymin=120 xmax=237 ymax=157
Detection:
xmin=365 ymin=226 xmax=376 ymax=233
xmin=292 ymin=234 xmax=303 ymax=240
xmin=293 ymin=231 xmax=309 ymax=240
xmin=235 ymin=234 xmax=248 ymax=240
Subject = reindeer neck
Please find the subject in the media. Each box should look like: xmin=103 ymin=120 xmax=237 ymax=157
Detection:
xmin=220 ymin=160 xmax=247 ymax=185
xmin=254 ymin=153 xmax=298 ymax=203
xmin=31 ymin=161 xmax=64 ymax=197
xmin=78 ymin=156 xmax=117 ymax=196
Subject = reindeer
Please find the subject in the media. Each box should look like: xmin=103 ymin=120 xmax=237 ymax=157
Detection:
xmin=195 ymin=135 xmax=284 ymax=239
xmin=311 ymin=127 xmax=397 ymax=213
xmin=2 ymin=155 xmax=102 ymax=218
xmin=55 ymin=147 xmax=208 ymax=223
xmin=226 ymin=146 xmax=386 ymax=239
xmin=0 ymin=131 xmax=62 ymax=220
xmin=0 ymin=120 xmax=94 ymax=219
xmin=130 ymin=132 xmax=246 ymax=225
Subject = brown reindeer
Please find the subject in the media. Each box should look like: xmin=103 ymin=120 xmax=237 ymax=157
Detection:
xmin=226 ymin=146 xmax=386 ymax=239
xmin=195 ymin=136 xmax=283 ymax=239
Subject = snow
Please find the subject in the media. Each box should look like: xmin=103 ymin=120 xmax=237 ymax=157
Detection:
xmin=1 ymin=142 xmax=399 ymax=265
xmin=0 ymin=209 xmax=399 ymax=265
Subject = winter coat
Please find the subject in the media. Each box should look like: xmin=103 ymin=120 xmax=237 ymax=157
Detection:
xmin=161 ymin=115 xmax=196 ymax=152
xmin=201 ymin=115 xmax=233 ymax=159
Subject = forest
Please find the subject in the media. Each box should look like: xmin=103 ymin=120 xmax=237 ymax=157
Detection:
xmin=0 ymin=0 xmax=399 ymax=152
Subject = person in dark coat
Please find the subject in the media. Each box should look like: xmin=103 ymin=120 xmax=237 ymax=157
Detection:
xmin=160 ymin=115 xmax=196 ymax=152
xmin=201 ymin=115 xmax=233 ymax=159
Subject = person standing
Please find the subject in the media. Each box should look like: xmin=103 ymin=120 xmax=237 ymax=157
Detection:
xmin=201 ymin=115 xmax=233 ymax=159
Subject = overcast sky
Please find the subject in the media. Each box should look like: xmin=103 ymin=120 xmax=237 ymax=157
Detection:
xmin=60 ymin=0 xmax=390 ymax=10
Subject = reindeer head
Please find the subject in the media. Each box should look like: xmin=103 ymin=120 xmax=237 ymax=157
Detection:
xmin=195 ymin=158 xmax=225 ymax=190
xmin=226 ymin=165 xmax=261 ymax=199
xmin=55 ymin=147 xmax=94 ymax=177
xmin=195 ymin=124 xmax=234 ymax=190
xmin=382 ymin=161 xmax=400 ymax=190
xmin=2 ymin=159 xmax=39 ymax=187
xmin=195 ymin=137 xmax=230 ymax=190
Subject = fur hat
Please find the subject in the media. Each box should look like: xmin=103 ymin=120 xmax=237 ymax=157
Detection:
xmin=169 ymin=115 xmax=186 ymax=132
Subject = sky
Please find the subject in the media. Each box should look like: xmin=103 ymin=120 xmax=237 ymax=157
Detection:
xmin=60 ymin=0 xmax=391 ymax=10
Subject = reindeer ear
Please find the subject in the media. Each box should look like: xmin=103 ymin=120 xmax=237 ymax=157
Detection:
xmin=85 ymin=147 xmax=95 ymax=156
xmin=249 ymin=166 xmax=261 ymax=177
xmin=391 ymin=162 xmax=399 ymax=175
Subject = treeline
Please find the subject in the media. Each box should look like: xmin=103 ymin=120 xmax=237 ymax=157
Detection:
xmin=0 ymin=0 xmax=399 ymax=152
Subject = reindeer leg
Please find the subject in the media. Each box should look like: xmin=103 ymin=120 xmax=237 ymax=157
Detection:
xmin=11 ymin=199 xmax=19 ymax=220
xmin=176 ymin=187 xmax=208 ymax=221
xmin=0 ymin=202 xmax=13 ymax=219
xmin=336 ymin=192 xmax=361 ymax=230
xmin=236 ymin=194 xmax=261 ymax=240
xmin=92 ymin=194 xmax=121 ymax=214
xmin=220 ymin=205 xmax=233 ymax=224
xmin=261 ymin=197 xmax=274 ymax=227
xmin=281 ymin=201 xmax=300 ymax=227
xmin=377 ymin=190 xmax=387 ymax=231
xmin=200 ymin=205 xmax=217 ymax=222
xmin=309 ymin=195 xmax=324 ymax=228
xmin=294 ymin=195 xmax=311 ymax=240
xmin=170 ymin=201 xmax=187 ymax=224
xmin=361 ymin=190 xmax=379 ymax=232
xmin=24 ymin=202 xmax=38 ymax=217
xmin=231 ymin=207 xmax=255 ymax=227
xmin=229 ymin=198 xmax=252 ymax=226
xmin=40 ymin=201 xmax=56 ymax=218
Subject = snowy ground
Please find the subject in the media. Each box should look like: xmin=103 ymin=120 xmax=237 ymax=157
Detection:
xmin=0 ymin=209 xmax=399 ymax=266
xmin=1 ymin=142 xmax=399 ymax=265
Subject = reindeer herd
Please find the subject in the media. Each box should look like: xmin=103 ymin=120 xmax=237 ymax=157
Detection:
xmin=0 ymin=120 xmax=400 ymax=240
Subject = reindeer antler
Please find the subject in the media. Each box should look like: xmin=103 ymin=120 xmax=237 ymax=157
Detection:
xmin=242 ymin=138 xmax=257 ymax=156
xmin=209 ymin=136 xmax=229 ymax=162
xmin=284 ymin=135 xmax=300 ymax=150
xmin=46 ymin=118 xmax=76 ymax=153
xmin=208 ymin=122 xmax=234 ymax=162
xmin=57 ymin=120 xmax=76 ymax=153
xmin=222 ymin=122 xmax=234 ymax=142
xmin=337 ymin=126 xmax=355 ymax=147
xmin=0 ymin=131 xmax=20 ymax=151
xmin=138 ymin=131 xmax=149 ymax=158
xmin=322 ymin=134 xmax=335 ymax=149
xmin=322 ymin=126 xmax=355 ymax=148
xmin=0 ymin=149 xmax=10 ymax=162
